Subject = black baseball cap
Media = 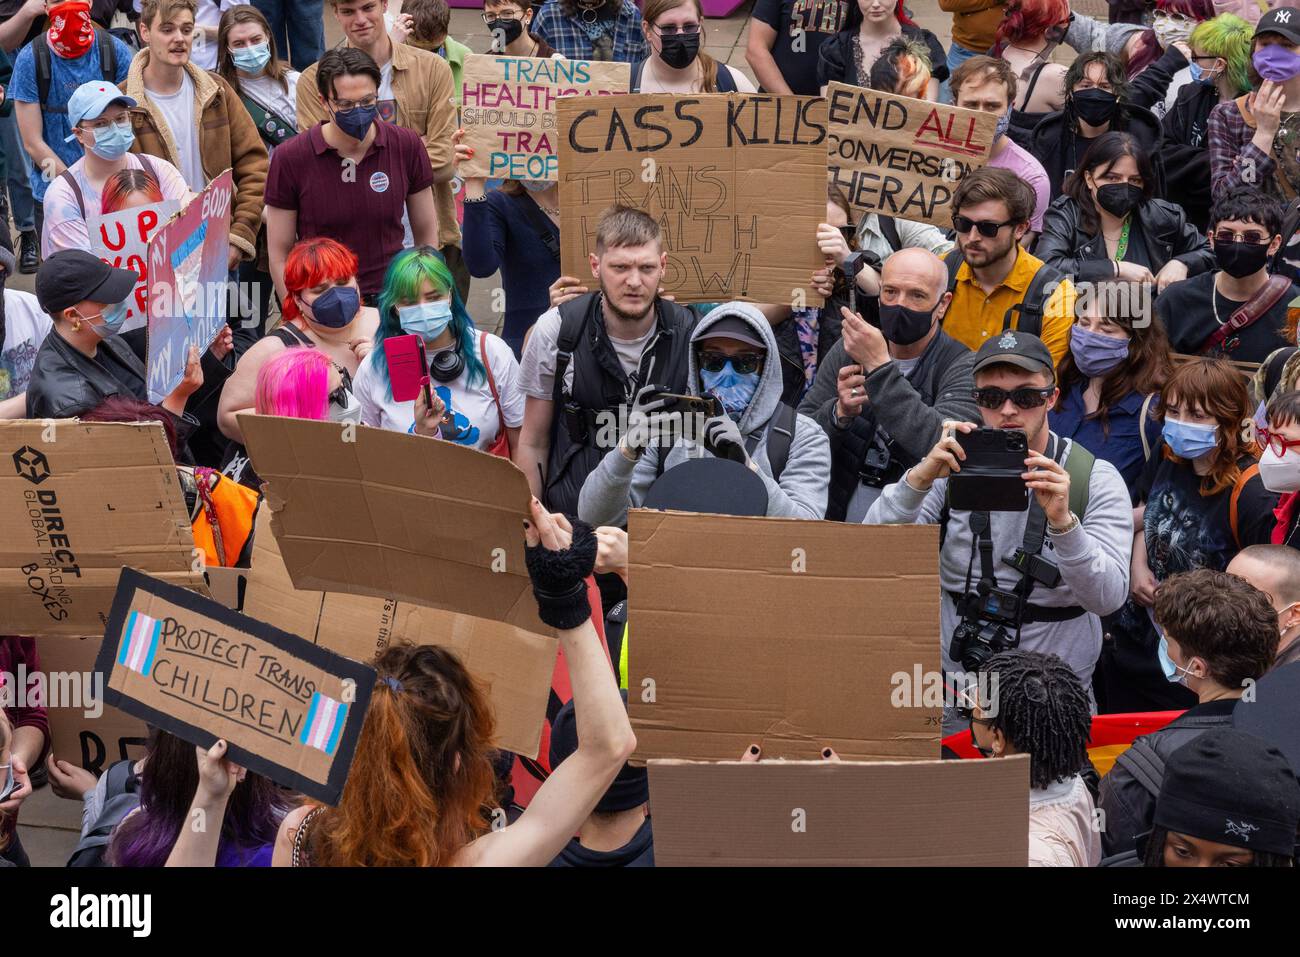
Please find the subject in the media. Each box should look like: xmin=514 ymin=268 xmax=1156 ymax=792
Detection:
xmin=36 ymin=249 xmax=138 ymax=316
xmin=972 ymin=329 xmax=1055 ymax=379
xmin=549 ymin=692 xmax=648 ymax=813
xmin=1257 ymin=7 xmax=1300 ymax=44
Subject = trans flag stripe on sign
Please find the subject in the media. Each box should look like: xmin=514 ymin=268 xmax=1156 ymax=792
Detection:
xmin=118 ymin=611 xmax=162 ymax=678
xmin=300 ymin=692 xmax=348 ymax=755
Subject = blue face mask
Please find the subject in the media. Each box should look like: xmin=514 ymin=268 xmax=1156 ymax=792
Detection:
xmin=1158 ymin=635 xmax=1195 ymax=685
xmin=231 ymin=42 xmax=272 ymax=73
xmin=398 ymin=300 xmax=453 ymax=340
xmin=88 ymin=119 xmax=134 ymax=160
xmin=1162 ymin=417 xmax=1219 ymax=460
xmin=304 ymin=285 xmax=361 ymax=328
xmin=700 ymin=361 xmax=760 ymax=418
xmin=85 ymin=298 xmax=130 ymax=338
xmin=333 ymin=102 xmax=378 ymax=141
xmin=994 ymin=108 xmax=1011 ymax=141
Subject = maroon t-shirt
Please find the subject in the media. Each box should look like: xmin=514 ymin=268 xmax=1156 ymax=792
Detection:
xmin=264 ymin=121 xmax=436 ymax=295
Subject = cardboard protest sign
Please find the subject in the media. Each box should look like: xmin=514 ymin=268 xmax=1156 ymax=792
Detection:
xmin=146 ymin=169 xmax=233 ymax=402
xmin=37 ymin=636 xmax=150 ymax=775
xmin=90 ymin=200 xmax=181 ymax=333
xmin=647 ymin=755 xmax=1030 ymax=866
xmin=0 ymin=421 xmax=205 ymax=637
xmin=239 ymin=414 xmax=552 ymax=635
xmin=627 ymin=510 xmax=940 ymax=762
xmin=558 ymin=93 xmax=827 ymax=305
xmin=97 ymin=567 xmax=376 ymax=804
xmin=825 ymin=83 xmax=997 ymax=228
xmin=459 ymin=54 xmax=629 ymax=180
xmin=240 ymin=508 xmax=557 ymax=758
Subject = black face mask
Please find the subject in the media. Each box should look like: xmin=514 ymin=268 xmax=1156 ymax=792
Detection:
xmin=1072 ymin=87 xmax=1119 ymax=126
xmin=1095 ymin=182 xmax=1144 ymax=217
xmin=1214 ymin=239 xmax=1273 ymax=278
xmin=659 ymin=32 xmax=700 ymax=69
xmin=878 ymin=302 xmax=934 ymax=346
xmin=487 ymin=17 xmax=525 ymax=45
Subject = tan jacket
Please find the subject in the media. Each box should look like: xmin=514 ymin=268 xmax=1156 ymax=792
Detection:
xmin=122 ymin=52 xmax=269 ymax=261
xmin=297 ymin=40 xmax=459 ymax=249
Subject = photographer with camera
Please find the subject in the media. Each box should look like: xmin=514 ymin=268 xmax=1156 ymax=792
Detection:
xmin=865 ymin=331 xmax=1133 ymax=734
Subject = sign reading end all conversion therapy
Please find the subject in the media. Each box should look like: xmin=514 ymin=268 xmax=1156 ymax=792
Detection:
xmin=95 ymin=567 xmax=377 ymax=805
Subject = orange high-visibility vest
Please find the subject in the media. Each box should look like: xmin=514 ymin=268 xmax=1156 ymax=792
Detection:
xmin=190 ymin=468 xmax=260 ymax=568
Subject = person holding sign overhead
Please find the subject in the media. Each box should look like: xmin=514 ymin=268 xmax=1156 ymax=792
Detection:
xmin=630 ymin=0 xmax=755 ymax=93
xmin=817 ymin=0 xmax=945 ymax=100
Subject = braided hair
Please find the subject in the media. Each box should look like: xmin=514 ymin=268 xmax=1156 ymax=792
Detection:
xmin=981 ymin=649 xmax=1091 ymax=790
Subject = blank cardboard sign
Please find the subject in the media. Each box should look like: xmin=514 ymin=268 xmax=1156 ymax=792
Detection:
xmin=241 ymin=507 xmax=556 ymax=759
xmin=628 ymin=510 xmax=940 ymax=762
xmin=0 ymin=420 xmax=205 ymax=637
xmin=239 ymin=414 xmax=551 ymax=635
xmin=648 ymin=755 xmax=1030 ymax=866
xmin=97 ymin=568 xmax=376 ymax=804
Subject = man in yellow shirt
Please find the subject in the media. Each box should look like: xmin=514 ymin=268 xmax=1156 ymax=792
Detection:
xmin=943 ymin=168 xmax=1074 ymax=367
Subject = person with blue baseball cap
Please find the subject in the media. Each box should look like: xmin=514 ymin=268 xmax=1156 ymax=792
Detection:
xmin=40 ymin=79 xmax=193 ymax=265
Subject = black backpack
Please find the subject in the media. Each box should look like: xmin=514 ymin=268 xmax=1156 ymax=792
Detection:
xmin=35 ymin=26 xmax=118 ymax=114
xmin=66 ymin=759 xmax=141 ymax=867
xmin=941 ymin=247 xmax=1065 ymax=339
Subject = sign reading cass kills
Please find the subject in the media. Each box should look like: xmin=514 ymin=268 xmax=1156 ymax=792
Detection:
xmin=825 ymin=83 xmax=997 ymax=228
xmin=459 ymin=54 xmax=628 ymax=181
xmin=558 ymin=94 xmax=827 ymax=306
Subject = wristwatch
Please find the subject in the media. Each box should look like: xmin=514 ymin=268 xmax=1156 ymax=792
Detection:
xmin=1048 ymin=512 xmax=1080 ymax=535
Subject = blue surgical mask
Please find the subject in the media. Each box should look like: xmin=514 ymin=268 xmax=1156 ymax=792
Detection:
xmin=398 ymin=300 xmax=453 ymax=340
xmin=84 ymin=298 xmax=130 ymax=338
xmin=521 ymin=179 xmax=551 ymax=193
xmin=1162 ymin=417 xmax=1219 ymax=460
xmin=994 ymin=108 xmax=1011 ymax=141
xmin=231 ymin=42 xmax=272 ymax=73
xmin=700 ymin=361 xmax=760 ymax=419
xmin=1158 ymin=636 xmax=1195 ymax=685
xmin=304 ymin=285 xmax=361 ymax=328
xmin=333 ymin=102 xmax=378 ymax=141
xmin=88 ymin=119 xmax=134 ymax=160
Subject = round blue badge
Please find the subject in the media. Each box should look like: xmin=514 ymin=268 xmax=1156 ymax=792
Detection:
xmin=370 ymin=171 xmax=390 ymax=193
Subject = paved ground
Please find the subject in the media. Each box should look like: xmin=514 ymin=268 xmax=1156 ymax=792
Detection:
xmin=12 ymin=1 xmax=961 ymax=865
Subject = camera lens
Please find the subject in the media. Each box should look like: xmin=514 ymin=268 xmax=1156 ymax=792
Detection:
xmin=1008 ymin=433 xmax=1027 ymax=451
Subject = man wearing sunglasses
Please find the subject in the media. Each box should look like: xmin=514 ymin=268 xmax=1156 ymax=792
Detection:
xmin=942 ymin=168 xmax=1075 ymax=367
xmin=1156 ymin=187 xmax=1299 ymax=363
xmin=577 ymin=302 xmax=830 ymax=527
xmin=865 ymin=330 xmax=1133 ymax=736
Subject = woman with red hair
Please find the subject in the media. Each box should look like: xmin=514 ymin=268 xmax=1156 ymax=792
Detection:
xmin=817 ymin=0 xmax=945 ymax=99
xmin=993 ymin=0 xmax=1071 ymax=135
xmin=216 ymin=237 xmax=378 ymax=444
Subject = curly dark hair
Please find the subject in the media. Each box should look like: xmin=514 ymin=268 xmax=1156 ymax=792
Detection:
xmin=1153 ymin=569 xmax=1278 ymax=687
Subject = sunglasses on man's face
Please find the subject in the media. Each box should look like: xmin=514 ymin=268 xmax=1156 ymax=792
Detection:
xmin=953 ymin=215 xmax=1015 ymax=239
xmin=698 ymin=351 xmax=763 ymax=375
xmin=1212 ymin=229 xmax=1270 ymax=245
xmin=972 ymin=386 xmax=1055 ymax=410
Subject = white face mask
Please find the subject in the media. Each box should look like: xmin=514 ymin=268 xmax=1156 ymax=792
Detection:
xmin=1259 ymin=444 xmax=1300 ymax=493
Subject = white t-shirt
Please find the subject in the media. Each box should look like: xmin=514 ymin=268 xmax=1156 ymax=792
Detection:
xmin=353 ymin=331 xmax=526 ymax=451
xmin=146 ymin=71 xmax=207 ymax=192
xmin=241 ymin=71 xmax=299 ymax=126
xmin=518 ymin=307 xmax=657 ymax=399
xmin=41 ymin=154 xmax=193 ymax=259
xmin=0 ymin=289 xmax=53 ymax=402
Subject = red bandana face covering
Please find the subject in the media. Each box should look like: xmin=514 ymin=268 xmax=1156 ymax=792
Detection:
xmin=48 ymin=1 xmax=95 ymax=59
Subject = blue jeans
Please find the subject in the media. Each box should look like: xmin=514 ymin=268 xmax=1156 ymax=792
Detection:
xmin=252 ymin=0 xmax=325 ymax=72
xmin=0 ymin=111 xmax=35 ymax=233
xmin=940 ymin=42 xmax=985 ymax=105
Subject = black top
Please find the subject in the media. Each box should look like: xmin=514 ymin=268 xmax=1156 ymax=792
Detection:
xmin=548 ymin=817 xmax=655 ymax=867
xmin=816 ymin=23 xmax=949 ymax=90
xmin=1156 ymin=271 xmax=1298 ymax=363
xmin=750 ymin=0 xmax=850 ymax=95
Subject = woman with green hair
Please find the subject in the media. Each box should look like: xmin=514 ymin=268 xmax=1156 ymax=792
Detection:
xmin=352 ymin=246 xmax=524 ymax=455
xmin=1161 ymin=12 xmax=1254 ymax=230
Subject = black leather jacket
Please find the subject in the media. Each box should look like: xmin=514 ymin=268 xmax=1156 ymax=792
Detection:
xmin=1035 ymin=194 xmax=1215 ymax=284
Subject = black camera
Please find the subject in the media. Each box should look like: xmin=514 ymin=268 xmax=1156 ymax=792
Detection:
xmin=951 ymin=587 xmax=1023 ymax=672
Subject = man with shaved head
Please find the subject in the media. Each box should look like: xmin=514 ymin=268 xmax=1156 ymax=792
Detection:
xmin=1226 ymin=545 xmax=1300 ymax=671
xmin=799 ymin=247 xmax=981 ymax=522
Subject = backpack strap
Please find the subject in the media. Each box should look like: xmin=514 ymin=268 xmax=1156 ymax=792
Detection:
xmin=878 ymin=214 xmax=903 ymax=254
xmin=1262 ymin=346 xmax=1299 ymax=402
xmin=765 ymin=402 xmax=797 ymax=483
xmin=1230 ymin=462 xmax=1261 ymax=549
xmin=1116 ymin=735 xmax=1166 ymax=799
xmin=714 ymin=63 xmax=737 ymax=92
xmin=1200 ymin=274 xmax=1293 ymax=355
xmin=479 ymin=331 xmax=507 ymax=438
xmin=59 ymin=169 xmax=87 ymax=220
xmin=1138 ymin=392 xmax=1156 ymax=461
xmin=1062 ymin=438 xmax=1094 ymax=522
xmin=516 ymin=193 xmax=561 ymax=263
xmin=98 ymin=24 xmax=116 ymax=80
xmin=629 ymin=58 xmax=643 ymax=92
xmin=1003 ymin=263 xmax=1063 ymax=337
xmin=37 ymin=27 xmax=116 ymax=113
xmin=943 ymin=247 xmax=963 ymax=296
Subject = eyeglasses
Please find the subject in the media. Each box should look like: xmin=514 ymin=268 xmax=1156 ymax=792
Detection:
xmin=654 ymin=22 xmax=701 ymax=35
xmin=332 ymin=94 xmax=379 ymax=111
xmin=481 ymin=9 xmax=525 ymax=21
xmin=1212 ymin=229 xmax=1271 ymax=245
xmin=972 ymin=386 xmax=1055 ymax=410
xmin=82 ymin=115 xmax=131 ymax=132
xmin=698 ymin=351 xmax=763 ymax=375
xmin=953 ymin=215 xmax=1016 ymax=238
xmin=1258 ymin=427 xmax=1300 ymax=457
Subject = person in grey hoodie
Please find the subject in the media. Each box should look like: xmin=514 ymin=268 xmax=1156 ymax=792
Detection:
xmin=864 ymin=330 xmax=1132 ymax=735
xmin=578 ymin=302 xmax=831 ymax=527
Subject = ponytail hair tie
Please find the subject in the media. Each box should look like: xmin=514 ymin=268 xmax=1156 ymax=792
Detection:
xmin=382 ymin=676 xmax=404 ymax=693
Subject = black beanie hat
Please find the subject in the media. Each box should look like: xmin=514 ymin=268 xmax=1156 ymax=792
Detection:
xmin=1154 ymin=729 xmax=1300 ymax=857
xmin=548 ymin=690 xmax=647 ymax=814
